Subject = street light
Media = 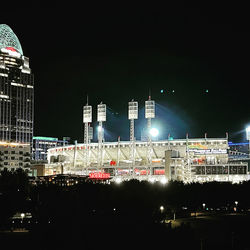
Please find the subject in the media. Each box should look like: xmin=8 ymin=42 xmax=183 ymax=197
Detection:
xmin=160 ymin=206 xmax=164 ymax=213
xmin=21 ymin=213 xmax=25 ymax=223
xmin=234 ymin=201 xmax=238 ymax=212
xmin=202 ymin=203 xmax=206 ymax=210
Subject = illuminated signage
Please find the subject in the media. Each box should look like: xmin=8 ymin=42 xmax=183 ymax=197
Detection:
xmin=33 ymin=136 xmax=58 ymax=141
xmin=188 ymin=143 xmax=208 ymax=149
xmin=188 ymin=148 xmax=227 ymax=155
xmin=1 ymin=47 xmax=21 ymax=58
xmin=154 ymin=169 xmax=165 ymax=175
xmin=89 ymin=172 xmax=110 ymax=179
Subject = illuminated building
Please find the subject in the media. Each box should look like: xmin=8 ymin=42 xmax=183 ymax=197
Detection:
xmin=0 ymin=24 xmax=34 ymax=145
xmin=47 ymin=98 xmax=249 ymax=183
xmin=47 ymin=136 xmax=249 ymax=183
xmin=0 ymin=24 xmax=33 ymax=170
xmin=32 ymin=136 xmax=68 ymax=162
xmin=0 ymin=141 xmax=30 ymax=170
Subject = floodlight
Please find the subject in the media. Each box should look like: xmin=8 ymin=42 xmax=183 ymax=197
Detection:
xmin=150 ymin=128 xmax=159 ymax=137
xmin=97 ymin=103 xmax=106 ymax=122
xmin=128 ymin=101 xmax=138 ymax=120
xmin=246 ymin=126 xmax=250 ymax=140
xmin=83 ymin=105 xmax=92 ymax=123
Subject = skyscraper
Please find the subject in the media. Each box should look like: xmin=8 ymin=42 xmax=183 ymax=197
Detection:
xmin=0 ymin=24 xmax=34 ymax=145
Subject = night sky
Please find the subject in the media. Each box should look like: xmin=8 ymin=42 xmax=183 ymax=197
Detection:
xmin=2 ymin=6 xmax=250 ymax=142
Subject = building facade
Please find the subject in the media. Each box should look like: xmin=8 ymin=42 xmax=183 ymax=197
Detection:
xmin=0 ymin=24 xmax=34 ymax=145
xmin=32 ymin=136 xmax=68 ymax=162
xmin=0 ymin=141 xmax=30 ymax=170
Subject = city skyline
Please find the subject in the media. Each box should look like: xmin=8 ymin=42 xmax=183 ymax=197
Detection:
xmin=1 ymin=7 xmax=249 ymax=142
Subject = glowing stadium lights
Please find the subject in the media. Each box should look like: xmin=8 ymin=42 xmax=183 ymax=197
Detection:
xmin=128 ymin=100 xmax=138 ymax=173
xmin=149 ymin=128 xmax=159 ymax=137
xmin=145 ymin=95 xmax=155 ymax=174
xmin=83 ymin=102 xmax=92 ymax=169
xmin=97 ymin=102 xmax=106 ymax=168
xmin=246 ymin=126 xmax=250 ymax=157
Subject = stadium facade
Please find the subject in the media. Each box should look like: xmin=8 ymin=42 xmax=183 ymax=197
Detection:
xmin=47 ymin=136 xmax=249 ymax=183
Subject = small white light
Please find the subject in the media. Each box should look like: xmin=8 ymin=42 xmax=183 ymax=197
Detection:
xmin=115 ymin=177 xmax=122 ymax=184
xmin=160 ymin=206 xmax=164 ymax=211
xmin=160 ymin=177 xmax=168 ymax=185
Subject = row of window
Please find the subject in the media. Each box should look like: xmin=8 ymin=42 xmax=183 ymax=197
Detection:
xmin=3 ymin=156 xmax=27 ymax=160
xmin=3 ymin=151 xmax=26 ymax=154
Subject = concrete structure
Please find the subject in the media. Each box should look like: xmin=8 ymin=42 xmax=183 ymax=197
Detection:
xmin=47 ymin=136 xmax=249 ymax=183
xmin=0 ymin=141 xmax=30 ymax=170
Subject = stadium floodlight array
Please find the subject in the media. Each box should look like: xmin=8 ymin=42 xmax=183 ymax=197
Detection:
xmin=97 ymin=102 xmax=106 ymax=167
xmin=128 ymin=100 xmax=138 ymax=171
xmin=83 ymin=104 xmax=92 ymax=169
xmin=145 ymin=96 xmax=155 ymax=174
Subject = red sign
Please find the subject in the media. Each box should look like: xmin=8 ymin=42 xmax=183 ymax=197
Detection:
xmin=154 ymin=169 xmax=165 ymax=175
xmin=89 ymin=172 xmax=110 ymax=180
xmin=110 ymin=160 xmax=116 ymax=166
xmin=5 ymin=47 xmax=17 ymax=52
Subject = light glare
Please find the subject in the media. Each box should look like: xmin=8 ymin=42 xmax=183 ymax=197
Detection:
xmin=150 ymin=128 xmax=159 ymax=137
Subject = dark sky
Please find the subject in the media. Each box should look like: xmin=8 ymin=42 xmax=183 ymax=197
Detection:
xmin=2 ymin=6 xmax=250 ymax=142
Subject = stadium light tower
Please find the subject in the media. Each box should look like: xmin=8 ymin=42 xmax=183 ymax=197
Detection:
xmin=83 ymin=99 xmax=92 ymax=170
xmin=145 ymin=95 xmax=155 ymax=175
xmin=128 ymin=100 xmax=138 ymax=172
xmin=97 ymin=102 xmax=106 ymax=168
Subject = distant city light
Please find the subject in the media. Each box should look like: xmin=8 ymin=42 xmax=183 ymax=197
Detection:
xmin=160 ymin=206 xmax=164 ymax=212
xmin=149 ymin=128 xmax=159 ymax=137
xmin=160 ymin=89 xmax=164 ymax=93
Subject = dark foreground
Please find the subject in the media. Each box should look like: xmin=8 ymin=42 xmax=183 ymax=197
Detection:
xmin=1 ymin=171 xmax=250 ymax=249
xmin=1 ymin=213 xmax=250 ymax=250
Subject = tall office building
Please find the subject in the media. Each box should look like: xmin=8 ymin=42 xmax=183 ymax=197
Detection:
xmin=0 ymin=24 xmax=34 ymax=145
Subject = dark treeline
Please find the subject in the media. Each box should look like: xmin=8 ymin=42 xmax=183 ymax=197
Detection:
xmin=1 ymin=169 xmax=250 ymax=250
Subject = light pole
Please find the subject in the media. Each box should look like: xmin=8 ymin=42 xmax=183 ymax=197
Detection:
xmin=235 ymin=201 xmax=238 ymax=212
xmin=160 ymin=205 xmax=164 ymax=213
xmin=202 ymin=203 xmax=206 ymax=210
xmin=21 ymin=213 xmax=25 ymax=224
